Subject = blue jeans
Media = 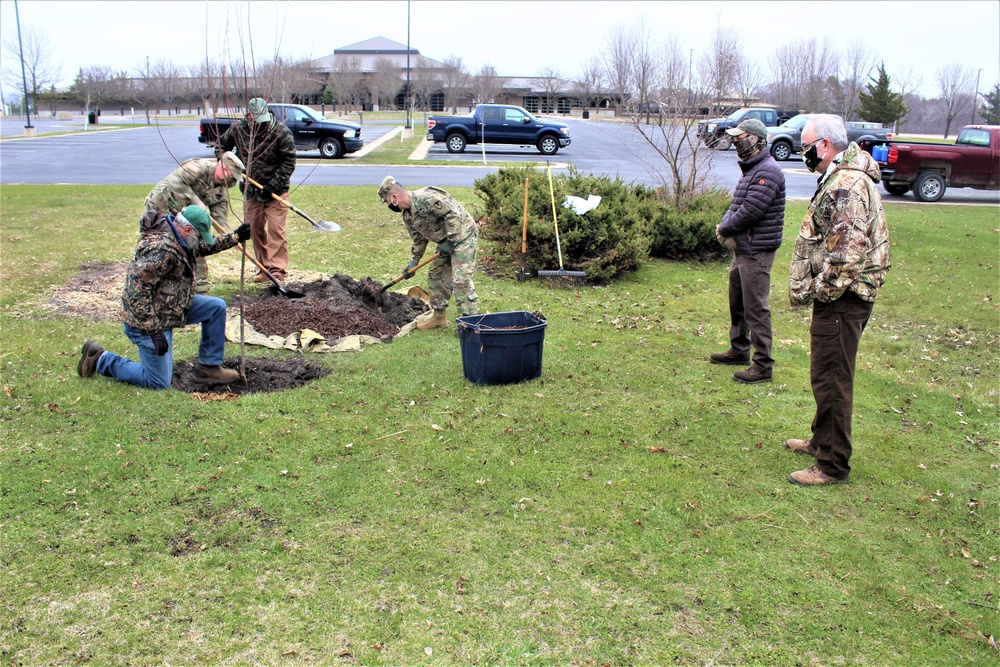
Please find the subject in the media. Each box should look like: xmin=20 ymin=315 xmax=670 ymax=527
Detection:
xmin=96 ymin=295 xmax=228 ymax=389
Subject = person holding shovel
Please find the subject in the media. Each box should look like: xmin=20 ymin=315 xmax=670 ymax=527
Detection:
xmin=144 ymin=152 xmax=244 ymax=293
xmin=377 ymin=175 xmax=479 ymax=330
xmin=216 ymin=97 xmax=297 ymax=285
xmin=77 ymin=205 xmax=251 ymax=389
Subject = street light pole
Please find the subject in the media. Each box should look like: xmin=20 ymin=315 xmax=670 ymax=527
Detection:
xmin=14 ymin=0 xmax=33 ymax=131
xmin=971 ymin=68 xmax=984 ymax=125
xmin=405 ymin=0 xmax=412 ymax=129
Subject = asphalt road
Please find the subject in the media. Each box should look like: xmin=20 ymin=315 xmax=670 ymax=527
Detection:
xmin=2 ymin=115 xmax=998 ymax=204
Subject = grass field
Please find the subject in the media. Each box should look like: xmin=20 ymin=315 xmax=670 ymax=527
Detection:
xmin=0 ymin=184 xmax=998 ymax=665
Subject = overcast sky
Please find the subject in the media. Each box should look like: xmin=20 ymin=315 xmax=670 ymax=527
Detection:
xmin=1 ymin=0 xmax=998 ymax=100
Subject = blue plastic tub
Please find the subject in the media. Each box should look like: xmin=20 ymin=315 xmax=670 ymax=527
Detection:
xmin=456 ymin=311 xmax=547 ymax=386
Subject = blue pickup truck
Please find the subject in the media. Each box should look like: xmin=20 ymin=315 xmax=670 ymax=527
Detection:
xmin=426 ymin=104 xmax=571 ymax=155
xmin=199 ymin=103 xmax=363 ymax=159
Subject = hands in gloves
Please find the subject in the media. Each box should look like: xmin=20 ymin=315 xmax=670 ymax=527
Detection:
xmin=402 ymin=260 xmax=418 ymax=280
xmin=150 ymin=331 xmax=169 ymax=356
xmin=715 ymin=225 xmax=737 ymax=251
xmin=235 ymin=223 xmax=252 ymax=243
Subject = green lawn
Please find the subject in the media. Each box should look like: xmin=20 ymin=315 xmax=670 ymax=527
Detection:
xmin=0 ymin=184 xmax=997 ymax=665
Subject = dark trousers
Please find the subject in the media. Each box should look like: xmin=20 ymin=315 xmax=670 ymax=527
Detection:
xmin=809 ymin=291 xmax=874 ymax=479
xmin=728 ymin=251 xmax=776 ymax=371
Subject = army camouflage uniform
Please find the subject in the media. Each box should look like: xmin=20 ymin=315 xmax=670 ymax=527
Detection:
xmin=403 ymin=186 xmax=479 ymax=316
xmin=145 ymin=158 xmax=232 ymax=293
xmin=216 ymin=116 xmax=297 ymax=282
xmin=788 ymin=142 xmax=891 ymax=480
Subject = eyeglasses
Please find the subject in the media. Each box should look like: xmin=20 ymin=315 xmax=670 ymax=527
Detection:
xmin=802 ymin=137 xmax=826 ymax=152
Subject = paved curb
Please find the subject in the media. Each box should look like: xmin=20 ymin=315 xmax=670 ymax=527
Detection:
xmin=350 ymin=126 xmax=401 ymax=158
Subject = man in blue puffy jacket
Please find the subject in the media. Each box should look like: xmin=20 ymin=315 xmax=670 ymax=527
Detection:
xmin=711 ymin=118 xmax=786 ymax=384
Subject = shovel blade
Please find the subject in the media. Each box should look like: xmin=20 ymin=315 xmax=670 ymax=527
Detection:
xmin=312 ymin=220 xmax=341 ymax=232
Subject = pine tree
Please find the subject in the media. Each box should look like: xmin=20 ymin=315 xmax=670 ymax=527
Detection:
xmin=980 ymin=83 xmax=1000 ymax=125
xmin=855 ymin=62 xmax=908 ymax=127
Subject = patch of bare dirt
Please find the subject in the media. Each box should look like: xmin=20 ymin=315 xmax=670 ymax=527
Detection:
xmin=237 ymin=273 xmax=428 ymax=343
xmin=172 ymin=356 xmax=330 ymax=395
xmin=47 ymin=260 xmax=126 ymax=322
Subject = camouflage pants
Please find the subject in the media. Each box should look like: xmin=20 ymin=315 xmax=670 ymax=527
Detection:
xmin=144 ymin=192 xmax=212 ymax=293
xmin=426 ymin=232 xmax=478 ymax=316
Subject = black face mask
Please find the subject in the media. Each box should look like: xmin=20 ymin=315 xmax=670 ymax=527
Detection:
xmin=387 ymin=203 xmax=402 ymax=213
xmin=803 ymin=144 xmax=823 ymax=172
xmin=735 ymin=135 xmax=761 ymax=160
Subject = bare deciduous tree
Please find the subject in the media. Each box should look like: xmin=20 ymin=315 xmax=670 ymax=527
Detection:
xmin=602 ymin=23 xmax=635 ymax=113
xmin=327 ymin=56 xmax=367 ymax=112
xmin=577 ymin=55 xmax=607 ymax=112
xmin=893 ymin=63 xmax=924 ymax=133
xmin=936 ymin=63 xmax=977 ymax=138
xmin=1 ymin=25 xmax=61 ymax=116
xmin=537 ymin=66 xmax=562 ymax=113
xmin=411 ymin=56 xmax=443 ymax=113
xmin=370 ymin=57 xmax=401 ymax=111
xmin=838 ymin=39 xmax=877 ymax=120
xmin=441 ymin=55 xmax=470 ymax=113
xmin=699 ymin=23 xmax=743 ymax=114
xmin=471 ymin=64 xmax=505 ymax=105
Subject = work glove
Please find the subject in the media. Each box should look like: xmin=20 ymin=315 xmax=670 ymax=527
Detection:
xmin=402 ymin=260 xmax=418 ymax=280
xmin=261 ymin=181 xmax=277 ymax=199
xmin=437 ymin=239 xmax=456 ymax=256
xmin=150 ymin=330 xmax=169 ymax=356
xmin=715 ymin=225 xmax=737 ymax=251
xmin=235 ymin=222 xmax=252 ymax=243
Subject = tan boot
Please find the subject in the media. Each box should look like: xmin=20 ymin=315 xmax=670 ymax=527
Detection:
xmin=192 ymin=363 xmax=239 ymax=385
xmin=417 ymin=308 xmax=449 ymax=330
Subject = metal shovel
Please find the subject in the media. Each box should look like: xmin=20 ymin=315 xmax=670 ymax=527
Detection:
xmin=211 ymin=220 xmax=305 ymax=298
xmin=243 ymin=175 xmax=341 ymax=232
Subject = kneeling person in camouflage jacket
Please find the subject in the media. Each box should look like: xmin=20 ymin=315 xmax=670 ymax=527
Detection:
xmin=377 ymin=176 xmax=479 ymax=330
xmin=76 ymin=206 xmax=251 ymax=389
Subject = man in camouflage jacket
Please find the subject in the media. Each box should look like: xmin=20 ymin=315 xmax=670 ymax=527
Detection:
xmin=216 ymin=98 xmax=297 ymax=283
xmin=144 ymin=152 xmax=243 ymax=293
xmin=377 ymin=175 xmax=479 ymax=330
xmin=785 ymin=115 xmax=891 ymax=486
xmin=76 ymin=206 xmax=251 ymax=389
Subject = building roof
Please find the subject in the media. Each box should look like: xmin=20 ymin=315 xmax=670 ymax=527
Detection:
xmin=307 ymin=36 xmax=445 ymax=73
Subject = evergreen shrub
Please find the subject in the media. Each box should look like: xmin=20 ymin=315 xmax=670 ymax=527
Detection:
xmin=649 ymin=187 xmax=732 ymax=260
xmin=474 ymin=165 xmax=655 ymax=282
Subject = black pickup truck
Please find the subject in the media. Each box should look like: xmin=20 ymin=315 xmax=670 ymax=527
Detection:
xmin=426 ymin=104 xmax=571 ymax=155
xmin=198 ymin=103 xmax=363 ymax=159
xmin=697 ymin=107 xmax=787 ymax=150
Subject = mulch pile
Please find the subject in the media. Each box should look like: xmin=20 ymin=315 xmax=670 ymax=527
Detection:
xmin=170 ymin=356 xmax=331 ymax=396
xmin=239 ymin=273 xmax=428 ymax=343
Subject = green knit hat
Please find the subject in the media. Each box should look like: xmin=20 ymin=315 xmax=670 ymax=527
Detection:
xmin=179 ymin=205 xmax=214 ymax=245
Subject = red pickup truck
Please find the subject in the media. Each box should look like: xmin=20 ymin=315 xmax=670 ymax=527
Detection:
xmin=872 ymin=125 xmax=1000 ymax=201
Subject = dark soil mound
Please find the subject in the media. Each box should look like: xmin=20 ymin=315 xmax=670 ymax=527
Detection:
xmin=172 ymin=357 xmax=330 ymax=395
xmin=238 ymin=274 xmax=428 ymax=342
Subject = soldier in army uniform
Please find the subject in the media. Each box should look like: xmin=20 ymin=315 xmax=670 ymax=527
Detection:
xmin=785 ymin=114 xmax=891 ymax=486
xmin=216 ymin=97 xmax=297 ymax=284
xmin=377 ymin=176 xmax=479 ymax=330
xmin=145 ymin=152 xmax=244 ymax=293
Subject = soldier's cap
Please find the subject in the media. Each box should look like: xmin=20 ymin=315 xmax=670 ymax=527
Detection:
xmin=219 ymin=151 xmax=245 ymax=178
xmin=726 ymin=118 xmax=768 ymax=140
xmin=247 ymin=98 xmax=272 ymax=123
xmin=178 ymin=205 xmax=214 ymax=245
xmin=377 ymin=175 xmax=398 ymax=202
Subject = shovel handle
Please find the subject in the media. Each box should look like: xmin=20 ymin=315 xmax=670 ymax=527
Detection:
xmin=521 ymin=177 xmax=529 ymax=254
xmin=380 ymin=253 xmax=441 ymax=293
xmin=243 ymin=174 xmax=327 ymax=229
xmin=210 ymin=220 xmax=278 ymax=286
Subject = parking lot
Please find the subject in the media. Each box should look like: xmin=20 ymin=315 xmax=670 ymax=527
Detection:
xmin=1 ymin=115 xmax=997 ymax=204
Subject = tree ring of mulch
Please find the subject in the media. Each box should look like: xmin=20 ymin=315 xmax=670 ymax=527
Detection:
xmin=171 ymin=357 xmax=331 ymax=396
xmin=236 ymin=273 xmax=429 ymax=344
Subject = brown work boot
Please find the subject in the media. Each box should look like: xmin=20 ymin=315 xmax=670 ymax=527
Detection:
xmin=733 ymin=366 xmax=772 ymax=384
xmin=785 ymin=438 xmax=817 ymax=456
xmin=253 ymin=273 xmax=269 ymax=283
xmin=789 ymin=464 xmax=849 ymax=486
xmin=417 ymin=308 xmax=449 ymax=331
xmin=710 ymin=349 xmax=751 ymax=365
xmin=77 ymin=339 xmax=105 ymax=377
xmin=192 ymin=362 xmax=239 ymax=385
